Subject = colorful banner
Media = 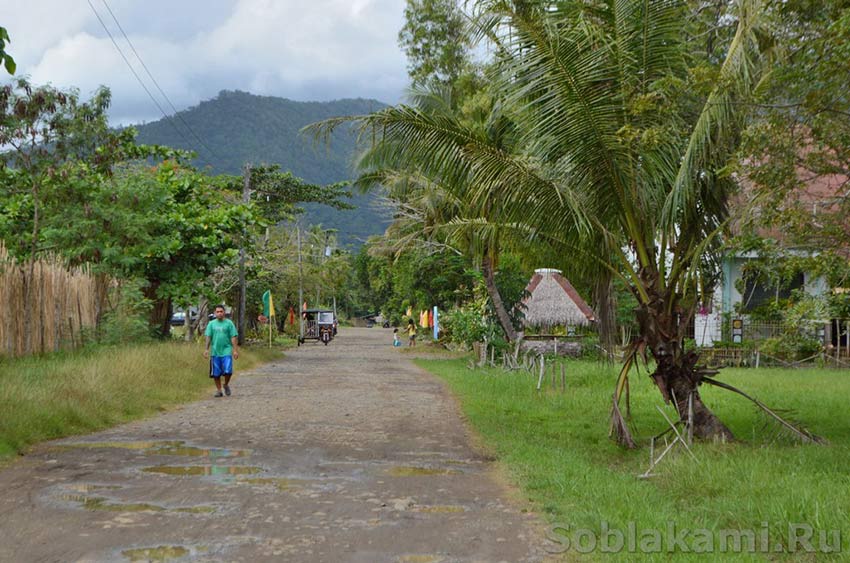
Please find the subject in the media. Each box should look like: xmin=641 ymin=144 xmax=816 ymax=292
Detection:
xmin=262 ymin=290 xmax=275 ymax=318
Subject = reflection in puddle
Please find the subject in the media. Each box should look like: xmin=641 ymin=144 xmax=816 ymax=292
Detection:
xmin=398 ymin=556 xmax=444 ymax=563
xmin=142 ymin=465 xmax=262 ymax=476
xmin=122 ymin=545 xmax=189 ymax=562
xmin=61 ymin=494 xmax=163 ymax=513
xmin=387 ymin=466 xmax=462 ymax=477
xmin=152 ymin=445 xmax=248 ymax=458
xmin=55 ymin=441 xmax=248 ymax=458
xmin=61 ymin=494 xmax=215 ymax=514
xmin=66 ymin=484 xmax=122 ymax=494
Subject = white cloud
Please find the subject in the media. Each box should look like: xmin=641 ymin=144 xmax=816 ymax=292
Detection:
xmin=1 ymin=0 xmax=408 ymax=124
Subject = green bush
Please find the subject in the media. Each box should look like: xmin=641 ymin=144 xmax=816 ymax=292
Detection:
xmin=98 ymin=279 xmax=152 ymax=345
xmin=440 ymin=306 xmax=487 ymax=349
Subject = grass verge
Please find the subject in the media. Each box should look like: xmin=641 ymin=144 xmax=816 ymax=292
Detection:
xmin=417 ymin=358 xmax=850 ymax=561
xmin=0 ymin=342 xmax=282 ymax=460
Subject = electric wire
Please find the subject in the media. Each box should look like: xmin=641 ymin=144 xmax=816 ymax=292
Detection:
xmin=98 ymin=0 xmax=223 ymax=165
xmin=86 ymin=0 xmax=212 ymax=167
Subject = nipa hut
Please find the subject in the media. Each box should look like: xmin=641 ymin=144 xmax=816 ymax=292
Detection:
xmin=523 ymin=268 xmax=596 ymax=330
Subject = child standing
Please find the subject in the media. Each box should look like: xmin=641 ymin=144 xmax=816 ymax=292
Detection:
xmin=407 ymin=318 xmax=417 ymax=347
xmin=393 ymin=328 xmax=401 ymax=347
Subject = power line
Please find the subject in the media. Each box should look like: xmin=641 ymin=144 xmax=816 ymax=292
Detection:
xmin=85 ymin=1 xmax=192 ymax=147
xmin=98 ymin=0 xmax=223 ymax=165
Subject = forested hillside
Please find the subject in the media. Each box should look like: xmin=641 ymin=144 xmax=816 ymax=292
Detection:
xmin=133 ymin=90 xmax=388 ymax=245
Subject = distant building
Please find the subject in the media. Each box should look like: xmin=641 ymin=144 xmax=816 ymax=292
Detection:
xmin=522 ymin=268 xmax=596 ymax=331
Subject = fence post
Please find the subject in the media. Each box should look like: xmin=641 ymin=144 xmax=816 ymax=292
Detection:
xmin=536 ymin=355 xmax=545 ymax=390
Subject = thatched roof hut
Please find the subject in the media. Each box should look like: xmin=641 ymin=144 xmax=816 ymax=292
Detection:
xmin=523 ymin=269 xmax=596 ymax=329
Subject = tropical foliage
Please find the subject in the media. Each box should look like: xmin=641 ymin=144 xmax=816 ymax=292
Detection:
xmin=314 ymin=0 xmax=780 ymax=442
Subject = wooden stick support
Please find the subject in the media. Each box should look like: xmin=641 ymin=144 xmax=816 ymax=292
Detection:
xmin=536 ymin=355 xmax=545 ymax=390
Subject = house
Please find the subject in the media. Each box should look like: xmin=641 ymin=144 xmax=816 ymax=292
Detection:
xmin=697 ymin=164 xmax=847 ymax=347
xmin=523 ymin=268 xmax=596 ymax=330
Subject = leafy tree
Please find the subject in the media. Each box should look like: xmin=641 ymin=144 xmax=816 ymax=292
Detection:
xmin=0 ymin=27 xmax=14 ymax=74
xmin=41 ymin=160 xmax=256 ymax=335
xmin=735 ymin=1 xmax=850 ymax=297
xmin=398 ymin=0 xmax=473 ymax=87
xmin=247 ymin=164 xmax=353 ymax=224
xmin=0 ymin=81 xmax=138 ymax=259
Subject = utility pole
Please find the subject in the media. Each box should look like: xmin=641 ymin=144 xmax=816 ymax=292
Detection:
xmin=297 ymin=225 xmax=304 ymax=342
xmin=238 ymin=163 xmax=251 ymax=346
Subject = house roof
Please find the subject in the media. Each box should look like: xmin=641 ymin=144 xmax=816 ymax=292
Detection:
xmin=522 ymin=269 xmax=596 ymax=328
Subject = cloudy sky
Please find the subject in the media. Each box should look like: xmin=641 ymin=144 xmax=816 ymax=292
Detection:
xmin=1 ymin=0 xmax=409 ymax=124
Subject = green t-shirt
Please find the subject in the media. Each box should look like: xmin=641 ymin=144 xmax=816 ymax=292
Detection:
xmin=205 ymin=319 xmax=238 ymax=356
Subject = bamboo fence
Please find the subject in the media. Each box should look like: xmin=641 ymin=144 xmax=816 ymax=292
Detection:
xmin=0 ymin=242 xmax=103 ymax=357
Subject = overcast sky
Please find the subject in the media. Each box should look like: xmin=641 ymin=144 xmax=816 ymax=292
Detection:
xmin=1 ymin=0 xmax=409 ymax=124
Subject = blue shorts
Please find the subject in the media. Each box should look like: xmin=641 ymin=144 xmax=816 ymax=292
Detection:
xmin=209 ymin=356 xmax=233 ymax=378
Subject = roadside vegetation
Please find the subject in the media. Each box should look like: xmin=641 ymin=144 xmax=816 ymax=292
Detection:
xmin=418 ymin=357 xmax=850 ymax=560
xmin=0 ymin=343 xmax=281 ymax=460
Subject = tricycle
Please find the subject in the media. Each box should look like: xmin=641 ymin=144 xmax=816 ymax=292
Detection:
xmin=299 ymin=309 xmax=336 ymax=345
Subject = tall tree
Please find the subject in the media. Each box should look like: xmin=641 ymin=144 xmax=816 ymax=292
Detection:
xmin=736 ymin=2 xmax=850 ymax=292
xmin=340 ymin=85 xmax=528 ymax=341
xmin=399 ymin=0 xmax=473 ymax=87
xmin=326 ymin=0 xmax=779 ymax=442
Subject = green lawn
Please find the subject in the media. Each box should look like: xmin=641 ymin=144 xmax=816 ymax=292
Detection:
xmin=0 ymin=342 xmax=283 ymax=460
xmin=416 ymin=358 xmax=850 ymax=561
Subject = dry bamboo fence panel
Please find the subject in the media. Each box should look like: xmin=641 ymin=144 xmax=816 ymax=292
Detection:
xmin=0 ymin=241 xmax=100 ymax=357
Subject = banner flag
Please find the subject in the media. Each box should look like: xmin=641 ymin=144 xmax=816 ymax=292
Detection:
xmin=262 ymin=290 xmax=276 ymax=318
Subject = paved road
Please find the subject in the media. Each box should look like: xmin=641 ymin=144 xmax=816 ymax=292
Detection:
xmin=0 ymin=328 xmax=545 ymax=562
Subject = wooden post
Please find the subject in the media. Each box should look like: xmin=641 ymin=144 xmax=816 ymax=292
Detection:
xmin=844 ymin=321 xmax=850 ymax=362
xmin=536 ymin=355 xmax=546 ymax=390
xmin=550 ymin=362 xmax=556 ymax=388
xmin=238 ymin=163 xmax=251 ymax=347
xmin=687 ymin=392 xmax=694 ymax=445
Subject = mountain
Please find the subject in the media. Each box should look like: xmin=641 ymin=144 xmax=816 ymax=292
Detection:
xmin=132 ymin=90 xmax=390 ymax=246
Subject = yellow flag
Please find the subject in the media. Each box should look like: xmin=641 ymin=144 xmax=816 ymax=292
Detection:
xmin=262 ymin=290 xmax=276 ymax=318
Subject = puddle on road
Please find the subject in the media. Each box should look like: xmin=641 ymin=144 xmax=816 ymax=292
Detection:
xmin=61 ymin=494 xmax=164 ymax=513
xmin=238 ymin=477 xmax=302 ymax=491
xmin=142 ymin=465 xmax=263 ymax=477
xmin=397 ymin=556 xmax=445 ymax=563
xmin=415 ymin=505 xmax=466 ymax=513
xmin=60 ymin=494 xmax=216 ymax=514
xmin=55 ymin=441 xmax=249 ymax=458
xmin=122 ymin=545 xmax=190 ymax=562
xmin=55 ymin=441 xmax=183 ymax=451
xmin=387 ymin=466 xmax=463 ymax=477
xmin=66 ymin=484 xmax=123 ymax=494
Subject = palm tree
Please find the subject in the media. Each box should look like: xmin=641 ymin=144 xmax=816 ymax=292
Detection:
xmin=344 ymin=85 xmax=528 ymax=342
xmin=314 ymin=0 xmax=766 ymax=441
xmin=312 ymin=0 xmax=825 ymax=444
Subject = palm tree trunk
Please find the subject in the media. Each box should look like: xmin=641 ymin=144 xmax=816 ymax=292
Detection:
xmin=593 ymin=273 xmax=617 ymax=357
xmin=635 ymin=288 xmax=734 ymax=441
xmin=481 ymin=254 xmax=518 ymax=342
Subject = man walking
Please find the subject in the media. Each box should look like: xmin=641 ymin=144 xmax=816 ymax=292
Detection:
xmin=204 ymin=305 xmax=239 ymax=397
